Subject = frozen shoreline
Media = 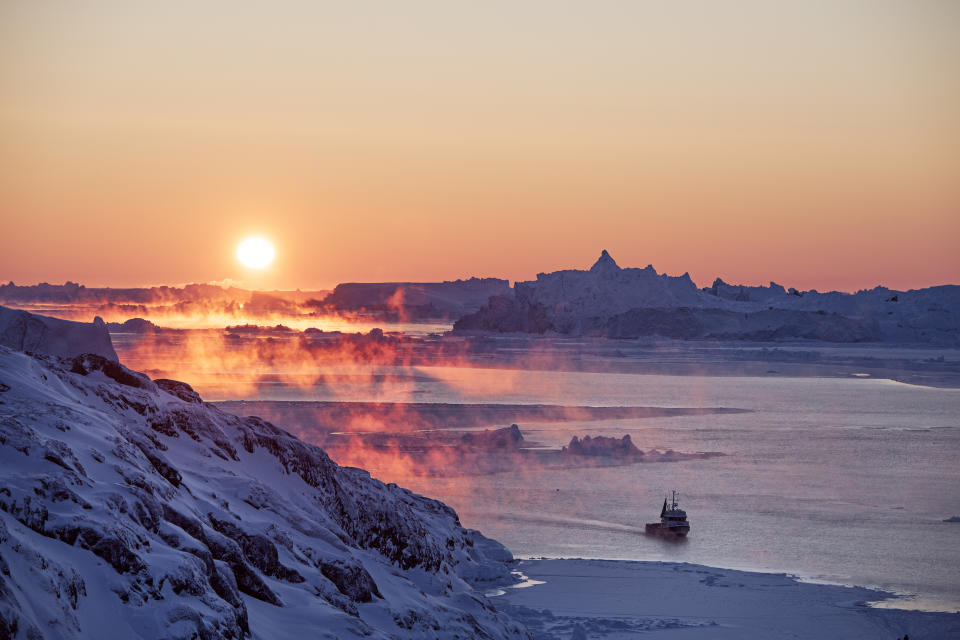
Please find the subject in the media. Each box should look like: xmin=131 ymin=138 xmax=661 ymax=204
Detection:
xmin=494 ymin=558 xmax=960 ymax=639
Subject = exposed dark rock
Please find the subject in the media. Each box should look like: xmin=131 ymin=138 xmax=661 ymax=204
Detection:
xmin=90 ymin=537 xmax=146 ymax=575
xmin=132 ymin=440 xmax=182 ymax=487
xmin=320 ymin=560 xmax=382 ymax=602
xmin=51 ymin=524 xmax=103 ymax=549
xmin=147 ymin=408 xmax=238 ymax=461
xmin=147 ymin=415 xmax=179 ymax=438
xmin=0 ymin=606 xmax=19 ymax=640
xmin=0 ymin=496 xmax=50 ymax=535
xmin=208 ymin=515 xmax=304 ymax=583
xmin=32 ymin=477 xmax=90 ymax=509
xmin=460 ymin=424 xmax=524 ymax=449
xmin=184 ymin=546 xmax=216 ymax=575
xmin=162 ymin=505 xmax=206 ymax=542
xmin=562 ymin=434 xmax=641 ymax=458
xmin=237 ymin=417 xmax=337 ymax=490
xmin=209 ymin=563 xmax=249 ymax=634
xmin=203 ymin=529 xmax=245 ymax=566
xmin=230 ymin=561 xmax=282 ymax=606
xmin=155 ymin=378 xmax=202 ymax=404
xmin=70 ymin=353 xmax=154 ymax=390
xmin=165 ymin=562 xmax=207 ymax=596
xmin=108 ymin=318 xmax=158 ymax=333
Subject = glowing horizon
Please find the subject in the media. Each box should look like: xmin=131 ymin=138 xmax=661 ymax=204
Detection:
xmin=2 ymin=245 xmax=959 ymax=296
xmin=1 ymin=1 xmax=958 ymax=293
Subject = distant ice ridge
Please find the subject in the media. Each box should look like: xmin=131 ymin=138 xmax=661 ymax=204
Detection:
xmin=454 ymin=251 xmax=960 ymax=344
xmin=0 ymin=311 xmax=529 ymax=639
xmin=320 ymin=278 xmax=511 ymax=319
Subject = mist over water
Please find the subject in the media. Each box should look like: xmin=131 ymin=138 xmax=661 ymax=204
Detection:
xmin=118 ymin=335 xmax=960 ymax=612
xmin=388 ymin=371 xmax=960 ymax=613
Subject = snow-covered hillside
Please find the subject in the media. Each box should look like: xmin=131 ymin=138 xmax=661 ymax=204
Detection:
xmin=0 ymin=312 xmax=528 ymax=639
xmin=454 ymin=252 xmax=960 ymax=344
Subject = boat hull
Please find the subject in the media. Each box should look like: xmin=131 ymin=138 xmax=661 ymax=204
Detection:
xmin=645 ymin=522 xmax=689 ymax=537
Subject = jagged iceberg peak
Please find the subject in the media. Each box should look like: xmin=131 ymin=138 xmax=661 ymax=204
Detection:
xmin=590 ymin=249 xmax=621 ymax=275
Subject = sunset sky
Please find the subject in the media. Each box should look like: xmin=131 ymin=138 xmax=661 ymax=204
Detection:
xmin=1 ymin=0 xmax=958 ymax=292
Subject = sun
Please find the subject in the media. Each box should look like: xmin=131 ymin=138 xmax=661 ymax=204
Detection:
xmin=236 ymin=237 xmax=276 ymax=269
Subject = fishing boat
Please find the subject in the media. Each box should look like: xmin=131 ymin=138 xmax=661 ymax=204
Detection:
xmin=645 ymin=490 xmax=690 ymax=537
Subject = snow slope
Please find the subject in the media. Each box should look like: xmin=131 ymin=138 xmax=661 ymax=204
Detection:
xmin=0 ymin=320 xmax=528 ymax=639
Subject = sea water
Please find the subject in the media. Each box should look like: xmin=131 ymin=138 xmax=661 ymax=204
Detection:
xmin=227 ymin=365 xmax=960 ymax=612
xmin=388 ymin=368 xmax=960 ymax=612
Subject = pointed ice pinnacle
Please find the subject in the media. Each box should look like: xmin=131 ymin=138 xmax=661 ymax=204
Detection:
xmin=590 ymin=249 xmax=621 ymax=274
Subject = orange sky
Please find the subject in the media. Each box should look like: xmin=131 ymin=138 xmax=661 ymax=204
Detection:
xmin=1 ymin=1 xmax=958 ymax=292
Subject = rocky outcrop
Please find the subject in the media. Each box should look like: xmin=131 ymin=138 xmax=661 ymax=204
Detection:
xmin=460 ymin=424 xmax=524 ymax=449
xmin=560 ymin=434 xmax=721 ymax=463
xmin=562 ymin=434 xmax=641 ymax=458
xmin=70 ymin=353 xmax=156 ymax=390
xmin=155 ymin=379 xmax=203 ymax=404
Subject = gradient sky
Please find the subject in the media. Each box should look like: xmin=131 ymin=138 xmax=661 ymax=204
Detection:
xmin=1 ymin=0 xmax=958 ymax=292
